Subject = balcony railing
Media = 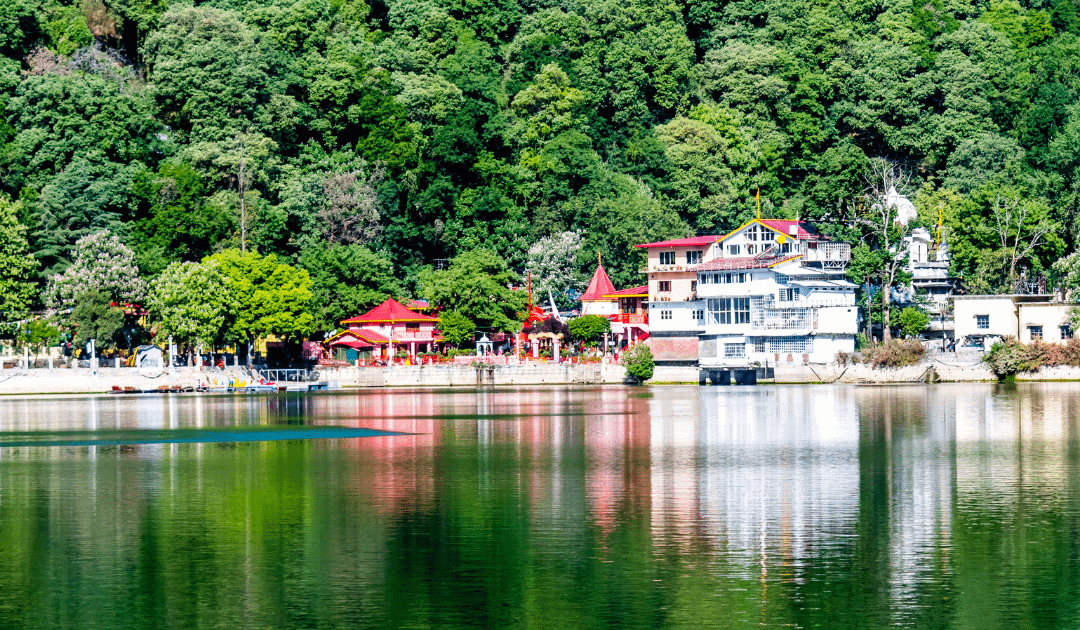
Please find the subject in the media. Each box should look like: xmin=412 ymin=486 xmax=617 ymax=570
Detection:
xmin=803 ymin=242 xmax=851 ymax=269
xmin=750 ymin=308 xmax=817 ymax=331
xmin=613 ymin=313 xmax=648 ymax=325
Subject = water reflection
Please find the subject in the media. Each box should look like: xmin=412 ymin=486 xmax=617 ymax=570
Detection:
xmin=1 ymin=384 xmax=1080 ymax=629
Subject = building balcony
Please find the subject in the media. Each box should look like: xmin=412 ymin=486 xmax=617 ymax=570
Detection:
xmin=613 ymin=313 xmax=648 ymax=325
xmin=802 ymin=242 xmax=850 ymax=269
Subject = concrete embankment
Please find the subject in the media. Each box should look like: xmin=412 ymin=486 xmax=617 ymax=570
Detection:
xmin=4 ymin=357 xmax=1080 ymax=394
xmin=324 ymin=363 xmax=633 ymax=387
xmin=0 ymin=367 xmax=246 ymax=394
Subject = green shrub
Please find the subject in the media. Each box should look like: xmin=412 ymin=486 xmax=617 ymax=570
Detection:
xmin=620 ymin=343 xmax=654 ymax=382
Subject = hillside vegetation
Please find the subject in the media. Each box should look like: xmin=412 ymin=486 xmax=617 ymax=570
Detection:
xmin=1 ymin=0 xmax=1078 ymax=315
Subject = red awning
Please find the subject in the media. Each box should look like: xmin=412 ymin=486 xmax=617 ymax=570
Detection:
xmin=331 ymin=339 xmax=373 ymax=349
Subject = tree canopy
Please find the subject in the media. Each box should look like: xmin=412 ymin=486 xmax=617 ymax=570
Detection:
xmin=4 ymin=0 xmax=1080 ymax=321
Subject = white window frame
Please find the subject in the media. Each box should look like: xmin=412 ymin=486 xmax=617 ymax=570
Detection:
xmin=724 ymin=343 xmax=746 ymax=358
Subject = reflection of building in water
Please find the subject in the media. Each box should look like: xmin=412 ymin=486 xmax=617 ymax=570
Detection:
xmin=852 ymin=386 xmax=955 ymax=612
xmin=649 ymin=387 xmax=862 ymax=572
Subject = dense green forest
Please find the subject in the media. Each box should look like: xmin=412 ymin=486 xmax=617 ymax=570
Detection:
xmin=2 ymin=0 xmax=1080 ymax=333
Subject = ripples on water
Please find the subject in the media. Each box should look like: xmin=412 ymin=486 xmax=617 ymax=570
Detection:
xmin=0 ymin=384 xmax=1078 ymax=629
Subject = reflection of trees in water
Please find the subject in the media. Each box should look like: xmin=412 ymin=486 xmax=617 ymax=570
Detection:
xmin=3 ymin=385 xmax=1080 ymax=627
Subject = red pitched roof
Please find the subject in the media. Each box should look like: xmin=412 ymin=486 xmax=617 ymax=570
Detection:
xmin=756 ymin=219 xmax=819 ymax=241
xmin=341 ymin=298 xmax=438 ymax=324
xmin=326 ymin=327 xmax=390 ymax=345
xmin=634 ymin=235 xmax=722 ymax=249
xmin=691 ymin=255 xmax=801 ymax=271
xmin=603 ymin=285 xmax=648 ymax=298
xmin=580 ymin=264 xmax=617 ymax=301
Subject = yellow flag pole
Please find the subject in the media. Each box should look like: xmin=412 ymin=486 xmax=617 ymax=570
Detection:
xmin=756 ymin=188 xmax=761 ymax=219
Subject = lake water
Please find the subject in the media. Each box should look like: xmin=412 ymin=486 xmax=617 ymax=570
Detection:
xmin=0 ymin=383 xmax=1078 ymax=629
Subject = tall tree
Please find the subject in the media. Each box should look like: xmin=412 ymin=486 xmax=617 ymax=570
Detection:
xmin=0 ymin=195 xmax=37 ymax=315
xmin=857 ymin=159 xmax=918 ymax=342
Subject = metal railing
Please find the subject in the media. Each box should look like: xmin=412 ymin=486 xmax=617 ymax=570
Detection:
xmin=254 ymin=368 xmax=318 ymax=383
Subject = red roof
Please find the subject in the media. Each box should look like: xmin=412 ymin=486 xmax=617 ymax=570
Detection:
xmin=331 ymin=339 xmax=374 ymax=349
xmin=634 ymin=235 xmax=722 ymax=249
xmin=603 ymin=285 xmax=648 ymax=298
xmin=326 ymin=327 xmax=391 ymax=345
xmin=580 ymin=264 xmax=616 ymax=301
xmin=691 ymin=255 xmax=801 ymax=271
xmin=756 ymin=219 xmax=819 ymax=241
xmin=341 ymin=298 xmax=438 ymax=324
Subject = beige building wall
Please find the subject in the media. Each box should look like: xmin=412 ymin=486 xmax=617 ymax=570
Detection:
xmin=1018 ymin=303 xmax=1073 ymax=343
xmin=954 ymin=296 xmax=1019 ymax=340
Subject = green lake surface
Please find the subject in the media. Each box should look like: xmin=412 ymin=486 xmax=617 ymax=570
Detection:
xmin=0 ymin=383 xmax=1078 ymax=629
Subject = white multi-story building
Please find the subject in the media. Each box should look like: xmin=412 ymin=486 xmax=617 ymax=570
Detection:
xmin=637 ymin=219 xmax=859 ymax=365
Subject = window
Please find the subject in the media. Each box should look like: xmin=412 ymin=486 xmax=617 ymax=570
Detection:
xmin=687 ymin=250 xmax=703 ymax=265
xmin=1029 ymin=325 xmax=1043 ymax=340
xmin=780 ymin=243 xmax=792 ymax=254
xmin=753 ymin=338 xmax=767 ymax=353
xmin=761 ymin=228 xmax=775 ymax=241
xmin=779 ymin=287 xmax=799 ymax=301
xmin=747 ymin=244 xmax=757 ymax=255
xmin=690 ymin=280 xmax=697 ymax=293
xmin=712 ymin=273 xmax=720 ymax=284
xmin=772 ymin=337 xmax=812 ymax=353
xmin=727 ymin=245 xmax=740 ymax=256
xmin=707 ymin=299 xmax=721 ymax=325
xmin=1062 ymin=325 xmax=1073 ymax=340
xmin=774 ymin=274 xmax=789 ymax=285
xmin=725 ymin=273 xmax=734 ymax=284
xmin=716 ymin=298 xmax=750 ymax=325
xmin=738 ymin=272 xmax=747 ymax=283
xmin=747 ymin=226 xmax=758 ymax=241
xmin=659 ymin=251 xmax=675 ymax=265
xmin=660 ymin=310 xmax=672 ymax=320
xmin=699 ymin=274 xmax=709 ymax=285
xmin=733 ymin=297 xmax=750 ymax=324
xmin=976 ymin=315 xmax=989 ymax=330
xmin=694 ymin=309 xmax=704 ymax=323
xmin=657 ymin=281 xmax=671 ymax=292
xmin=724 ymin=343 xmax=746 ymax=358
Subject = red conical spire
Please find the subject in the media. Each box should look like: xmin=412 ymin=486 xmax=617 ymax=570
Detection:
xmin=580 ymin=257 xmax=616 ymax=302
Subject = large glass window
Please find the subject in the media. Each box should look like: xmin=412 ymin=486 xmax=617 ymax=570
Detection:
xmin=708 ymin=299 xmax=721 ymax=325
xmin=724 ymin=343 xmax=746 ymax=358
xmin=719 ymin=298 xmax=732 ymax=324
xmin=733 ymin=298 xmax=750 ymax=324
xmin=659 ymin=251 xmax=675 ymax=265
xmin=686 ymin=250 xmax=703 ymax=265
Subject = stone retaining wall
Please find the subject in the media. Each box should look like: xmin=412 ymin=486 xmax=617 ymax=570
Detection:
xmin=325 ymin=363 xmax=630 ymax=387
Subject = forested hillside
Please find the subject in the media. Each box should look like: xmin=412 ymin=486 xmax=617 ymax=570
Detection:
xmin=1 ymin=0 xmax=1078 ymax=316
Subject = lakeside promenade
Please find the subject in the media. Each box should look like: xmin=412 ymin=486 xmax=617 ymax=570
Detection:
xmin=3 ymin=356 xmax=1080 ymax=394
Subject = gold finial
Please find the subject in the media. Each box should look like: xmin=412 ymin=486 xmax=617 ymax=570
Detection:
xmin=598 ymin=251 xmax=602 ymax=266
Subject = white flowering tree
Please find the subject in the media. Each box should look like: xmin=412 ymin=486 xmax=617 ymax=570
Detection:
xmin=146 ymin=260 xmax=235 ymax=348
xmin=525 ymin=231 xmax=583 ymax=308
xmin=45 ymin=231 xmax=148 ymax=308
